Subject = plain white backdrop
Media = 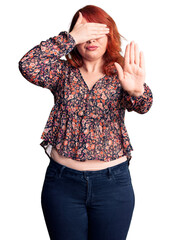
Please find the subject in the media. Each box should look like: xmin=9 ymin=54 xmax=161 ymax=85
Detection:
xmin=1 ymin=0 xmax=172 ymax=239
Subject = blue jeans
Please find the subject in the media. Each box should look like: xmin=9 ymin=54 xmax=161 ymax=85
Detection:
xmin=41 ymin=156 xmax=135 ymax=240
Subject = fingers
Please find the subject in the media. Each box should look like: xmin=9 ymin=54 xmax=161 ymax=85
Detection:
xmin=129 ymin=41 xmax=139 ymax=65
xmin=87 ymin=22 xmax=108 ymax=27
xmin=91 ymin=26 xmax=109 ymax=32
xmin=77 ymin=12 xmax=107 ymax=28
xmin=130 ymin=41 xmax=135 ymax=64
xmin=88 ymin=23 xmax=109 ymax=33
xmin=114 ymin=62 xmax=124 ymax=81
xmin=89 ymin=24 xmax=109 ymax=39
xmin=93 ymin=28 xmax=110 ymax=35
xmin=73 ymin=16 xmax=109 ymax=44
xmin=125 ymin=41 xmax=144 ymax=68
xmin=134 ymin=43 xmax=139 ymax=65
xmin=124 ymin=44 xmax=130 ymax=65
xmin=139 ymin=51 xmax=145 ymax=70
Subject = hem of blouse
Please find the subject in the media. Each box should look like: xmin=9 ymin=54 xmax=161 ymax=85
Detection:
xmin=40 ymin=139 xmax=133 ymax=163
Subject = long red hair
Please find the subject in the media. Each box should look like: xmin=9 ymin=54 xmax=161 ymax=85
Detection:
xmin=66 ymin=5 xmax=125 ymax=76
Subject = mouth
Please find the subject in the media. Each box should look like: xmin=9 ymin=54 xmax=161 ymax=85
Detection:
xmin=86 ymin=46 xmax=98 ymax=51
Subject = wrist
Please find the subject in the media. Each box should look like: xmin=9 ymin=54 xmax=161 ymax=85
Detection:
xmin=69 ymin=31 xmax=78 ymax=45
xmin=128 ymin=86 xmax=145 ymax=97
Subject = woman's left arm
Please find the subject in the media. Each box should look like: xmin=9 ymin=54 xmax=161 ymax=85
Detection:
xmin=115 ymin=41 xmax=153 ymax=114
xmin=120 ymin=82 xmax=153 ymax=113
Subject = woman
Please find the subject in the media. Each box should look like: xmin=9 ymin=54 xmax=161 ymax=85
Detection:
xmin=19 ymin=5 xmax=153 ymax=240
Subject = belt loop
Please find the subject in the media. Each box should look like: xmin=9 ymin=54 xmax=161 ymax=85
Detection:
xmin=83 ymin=171 xmax=88 ymax=180
xmin=59 ymin=165 xmax=66 ymax=178
xmin=107 ymin=167 xmax=112 ymax=179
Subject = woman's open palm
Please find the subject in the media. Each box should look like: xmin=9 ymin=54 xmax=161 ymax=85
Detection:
xmin=115 ymin=41 xmax=145 ymax=96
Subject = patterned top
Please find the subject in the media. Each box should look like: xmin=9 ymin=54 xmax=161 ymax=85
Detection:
xmin=18 ymin=31 xmax=153 ymax=162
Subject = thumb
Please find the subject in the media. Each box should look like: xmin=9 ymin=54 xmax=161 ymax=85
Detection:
xmin=75 ymin=11 xmax=83 ymax=25
xmin=114 ymin=62 xmax=123 ymax=81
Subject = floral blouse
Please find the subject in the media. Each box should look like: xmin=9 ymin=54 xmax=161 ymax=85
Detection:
xmin=18 ymin=31 xmax=153 ymax=163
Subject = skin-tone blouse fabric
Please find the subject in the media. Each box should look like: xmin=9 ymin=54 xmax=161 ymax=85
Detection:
xmin=18 ymin=31 xmax=153 ymax=162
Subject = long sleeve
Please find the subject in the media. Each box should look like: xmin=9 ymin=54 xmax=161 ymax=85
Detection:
xmin=121 ymin=82 xmax=153 ymax=114
xmin=18 ymin=31 xmax=76 ymax=92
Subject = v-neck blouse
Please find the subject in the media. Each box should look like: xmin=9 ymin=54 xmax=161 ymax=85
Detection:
xmin=18 ymin=31 xmax=153 ymax=163
xmin=78 ymin=68 xmax=106 ymax=92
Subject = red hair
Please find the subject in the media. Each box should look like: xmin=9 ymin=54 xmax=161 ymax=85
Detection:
xmin=66 ymin=5 xmax=126 ymax=76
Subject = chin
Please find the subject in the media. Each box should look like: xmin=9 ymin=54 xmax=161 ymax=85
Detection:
xmin=84 ymin=53 xmax=103 ymax=60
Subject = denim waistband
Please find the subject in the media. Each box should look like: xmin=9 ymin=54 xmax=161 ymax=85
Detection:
xmin=48 ymin=156 xmax=129 ymax=178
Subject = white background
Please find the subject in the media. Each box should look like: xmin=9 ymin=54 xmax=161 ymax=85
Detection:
xmin=1 ymin=0 xmax=172 ymax=239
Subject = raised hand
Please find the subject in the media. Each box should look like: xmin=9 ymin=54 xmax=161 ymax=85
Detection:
xmin=69 ymin=12 xmax=109 ymax=45
xmin=114 ymin=41 xmax=145 ymax=97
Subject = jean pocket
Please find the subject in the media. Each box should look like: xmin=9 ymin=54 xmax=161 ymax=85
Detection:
xmin=112 ymin=167 xmax=131 ymax=186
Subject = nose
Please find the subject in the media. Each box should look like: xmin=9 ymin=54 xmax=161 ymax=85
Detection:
xmin=86 ymin=39 xmax=96 ymax=43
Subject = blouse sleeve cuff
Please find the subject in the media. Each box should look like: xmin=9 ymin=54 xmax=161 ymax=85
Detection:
xmin=57 ymin=31 xmax=77 ymax=47
xmin=122 ymin=82 xmax=153 ymax=113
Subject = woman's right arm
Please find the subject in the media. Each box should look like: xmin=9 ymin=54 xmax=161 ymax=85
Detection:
xmin=18 ymin=31 xmax=76 ymax=92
